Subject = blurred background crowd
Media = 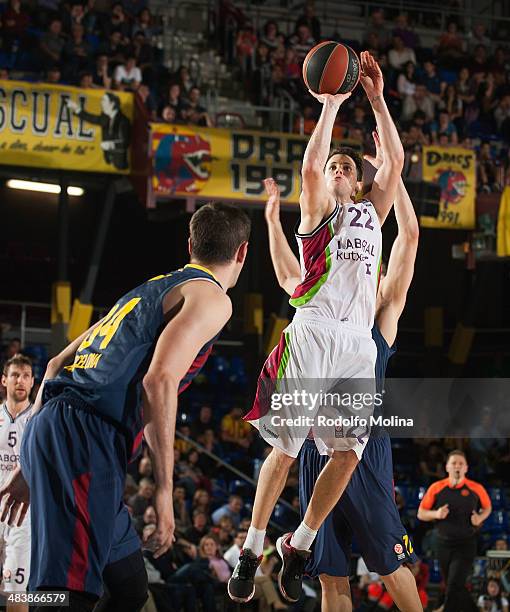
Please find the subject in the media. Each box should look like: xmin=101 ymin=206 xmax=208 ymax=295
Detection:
xmin=2 ymin=0 xmax=510 ymax=610
xmin=1 ymin=0 xmax=510 ymax=192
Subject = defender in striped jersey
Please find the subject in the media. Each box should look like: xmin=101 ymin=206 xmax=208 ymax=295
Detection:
xmin=230 ymin=51 xmax=405 ymax=604
xmin=0 ymin=202 xmax=250 ymax=612
xmin=0 ymin=355 xmax=33 ymax=612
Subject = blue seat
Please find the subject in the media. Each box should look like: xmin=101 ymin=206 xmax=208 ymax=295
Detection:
xmin=228 ymin=479 xmax=251 ymax=496
xmin=428 ymin=559 xmax=442 ymax=583
xmin=488 ymin=488 xmax=505 ymax=510
xmin=483 ymin=510 xmax=508 ymax=533
xmin=272 ymin=503 xmax=293 ymax=528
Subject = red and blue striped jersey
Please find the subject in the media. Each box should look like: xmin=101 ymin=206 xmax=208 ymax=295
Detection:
xmin=44 ymin=264 xmax=222 ymax=458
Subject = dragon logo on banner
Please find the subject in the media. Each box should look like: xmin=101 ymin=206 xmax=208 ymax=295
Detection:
xmin=436 ymin=169 xmax=467 ymax=209
xmin=153 ymin=132 xmax=212 ymax=194
xmin=421 ymin=146 xmax=476 ymax=229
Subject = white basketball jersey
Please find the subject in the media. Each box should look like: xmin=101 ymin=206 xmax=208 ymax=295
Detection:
xmin=0 ymin=404 xmax=32 ymax=487
xmin=290 ymin=200 xmax=382 ymax=329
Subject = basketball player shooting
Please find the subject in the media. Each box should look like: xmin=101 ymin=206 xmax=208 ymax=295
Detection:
xmin=262 ymin=131 xmax=423 ymax=611
xmin=228 ymin=51 xmax=404 ymax=604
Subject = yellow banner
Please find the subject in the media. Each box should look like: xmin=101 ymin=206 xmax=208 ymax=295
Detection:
xmin=0 ymin=79 xmax=134 ymax=173
xmin=421 ymin=146 xmax=476 ymax=229
xmin=150 ymin=123 xmax=360 ymax=205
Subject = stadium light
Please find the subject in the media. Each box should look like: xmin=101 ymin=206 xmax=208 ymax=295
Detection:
xmin=6 ymin=179 xmax=84 ymax=196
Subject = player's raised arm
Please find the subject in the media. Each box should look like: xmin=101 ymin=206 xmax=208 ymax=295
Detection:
xmin=365 ymin=131 xmax=419 ymax=345
xmin=300 ymin=90 xmax=351 ymax=233
xmin=142 ymin=281 xmax=231 ymax=557
xmin=361 ymin=51 xmax=404 ymax=225
xmin=264 ymin=178 xmax=301 ymax=296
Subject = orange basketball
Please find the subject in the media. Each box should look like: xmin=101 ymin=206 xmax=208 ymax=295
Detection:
xmin=303 ymin=41 xmax=360 ymax=95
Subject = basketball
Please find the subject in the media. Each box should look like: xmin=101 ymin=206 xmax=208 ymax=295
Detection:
xmin=303 ymin=41 xmax=360 ymax=95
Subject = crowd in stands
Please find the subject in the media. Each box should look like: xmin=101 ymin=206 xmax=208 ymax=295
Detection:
xmin=220 ymin=1 xmax=510 ymax=193
xmin=3 ymin=1 xmax=510 ymax=192
xmin=0 ymin=0 xmax=216 ymax=127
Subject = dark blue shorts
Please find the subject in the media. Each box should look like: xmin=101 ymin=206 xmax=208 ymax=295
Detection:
xmin=20 ymin=395 xmax=140 ymax=596
xmin=299 ymin=435 xmax=418 ymax=578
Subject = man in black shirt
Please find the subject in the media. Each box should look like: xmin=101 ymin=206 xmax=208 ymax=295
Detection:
xmin=418 ymin=450 xmax=492 ymax=612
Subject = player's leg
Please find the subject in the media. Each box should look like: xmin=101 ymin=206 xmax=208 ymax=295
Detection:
xmin=293 ymin=439 xmax=353 ymax=608
xmin=274 ymin=448 xmax=359 ymax=602
xmin=228 ymin=446 xmax=295 ymax=603
xmin=20 ymin=399 xmax=128 ymax=607
xmin=319 ymin=574 xmax=352 ymax=612
xmin=229 ymin=324 xmax=312 ymax=604
xmin=3 ymin=522 xmax=31 ymax=612
xmin=102 ymin=550 xmax=148 ymax=611
xmin=381 ymin=566 xmax=423 ymax=612
xmin=300 ymin=449 xmax=359 ymax=533
xmin=340 ymin=436 xmax=422 ymax=611
xmin=251 ymin=447 xmax=295 ymax=533
xmin=102 ymin=503 xmax=149 ymax=611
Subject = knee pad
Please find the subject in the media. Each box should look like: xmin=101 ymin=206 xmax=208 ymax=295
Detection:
xmin=102 ymin=550 xmax=148 ymax=612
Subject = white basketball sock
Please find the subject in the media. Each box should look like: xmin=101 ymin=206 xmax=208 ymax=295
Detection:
xmin=244 ymin=526 xmax=265 ymax=557
xmin=290 ymin=521 xmax=317 ymax=551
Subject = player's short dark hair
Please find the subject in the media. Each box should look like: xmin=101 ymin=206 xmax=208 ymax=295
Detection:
xmin=447 ymin=449 xmax=466 ymax=461
xmin=325 ymin=147 xmax=363 ymax=181
xmin=190 ymin=202 xmax=251 ymax=264
xmin=3 ymin=354 xmax=33 ymax=376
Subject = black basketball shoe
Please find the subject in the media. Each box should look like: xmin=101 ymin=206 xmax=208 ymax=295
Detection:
xmin=227 ymin=548 xmax=262 ymax=603
xmin=276 ymin=533 xmax=311 ymax=603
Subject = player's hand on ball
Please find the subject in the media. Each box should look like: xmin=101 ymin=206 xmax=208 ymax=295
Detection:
xmin=0 ymin=467 xmax=30 ymax=527
xmin=363 ymin=130 xmax=384 ymax=169
xmin=308 ymin=89 xmax=351 ymax=108
xmin=264 ymin=178 xmax=281 ymax=226
xmin=359 ymin=51 xmax=384 ymax=101
xmin=435 ymin=504 xmax=449 ymax=520
xmin=144 ymin=487 xmax=175 ymax=558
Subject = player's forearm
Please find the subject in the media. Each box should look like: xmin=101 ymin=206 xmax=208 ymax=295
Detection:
xmin=417 ymin=508 xmax=438 ymax=521
xmin=143 ymin=374 xmax=177 ymax=491
xmin=267 ymin=221 xmax=301 ymax=292
xmin=370 ymin=96 xmax=404 ymax=165
xmin=477 ymin=507 xmax=492 ymax=523
xmin=395 ymin=178 xmax=419 ymax=241
xmin=302 ymin=100 xmax=339 ymax=172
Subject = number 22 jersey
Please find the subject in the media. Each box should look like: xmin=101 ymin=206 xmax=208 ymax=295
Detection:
xmin=289 ymin=200 xmax=382 ymax=329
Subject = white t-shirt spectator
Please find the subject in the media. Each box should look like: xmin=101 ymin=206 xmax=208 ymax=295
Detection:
xmin=397 ymin=73 xmax=416 ymax=96
xmin=114 ymin=64 xmax=142 ymax=87
xmin=388 ymin=47 xmax=416 ymax=70
xmin=356 ymin=557 xmax=379 ymax=583
xmin=477 ymin=594 xmax=509 ymax=612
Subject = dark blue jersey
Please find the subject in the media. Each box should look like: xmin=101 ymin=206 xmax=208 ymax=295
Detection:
xmin=372 ymin=324 xmax=396 ymax=421
xmin=372 ymin=324 xmax=396 ymax=392
xmin=43 ymin=264 xmax=222 ymax=457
